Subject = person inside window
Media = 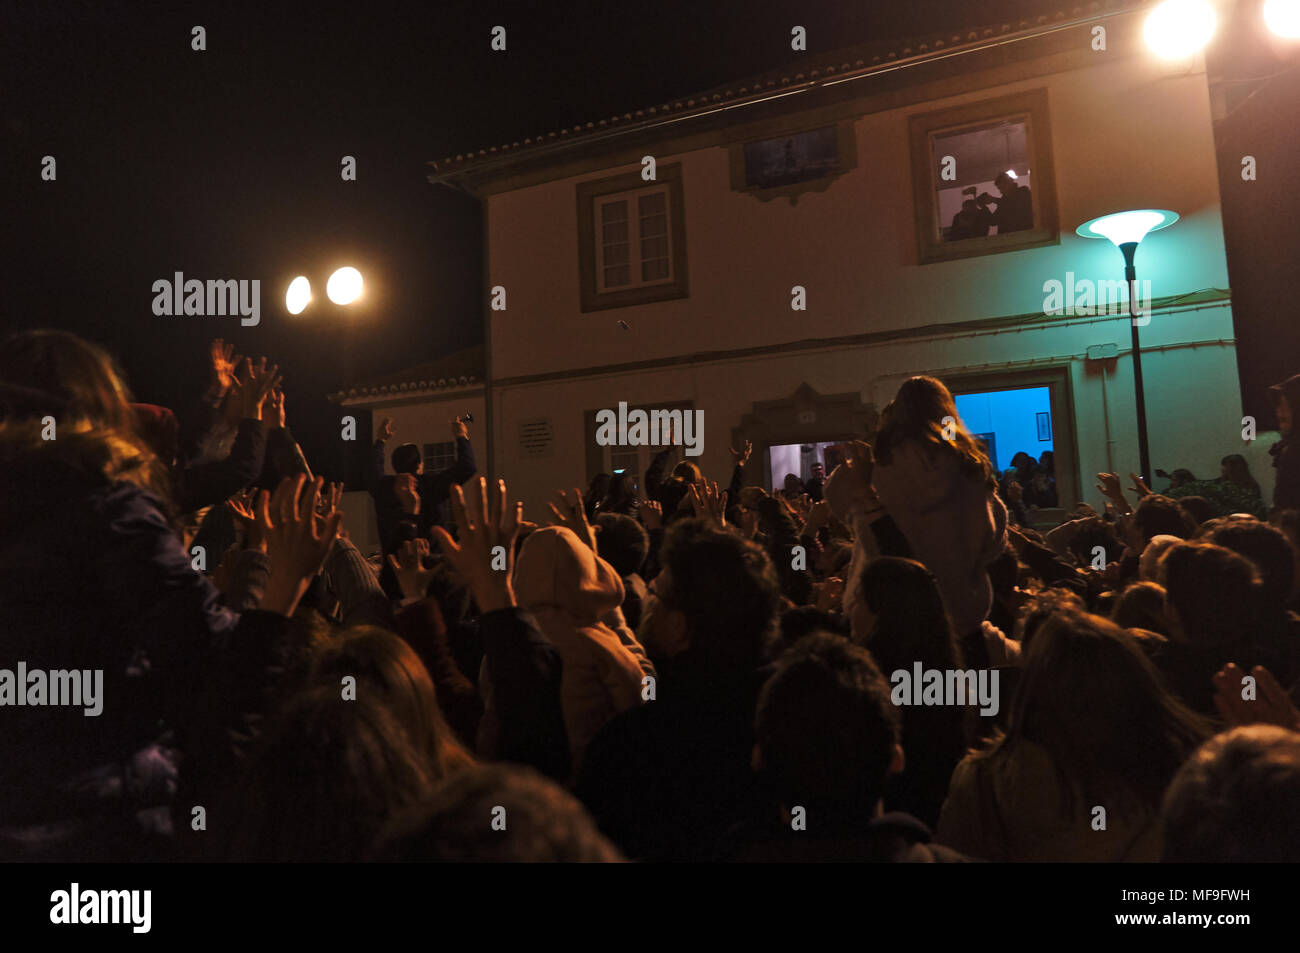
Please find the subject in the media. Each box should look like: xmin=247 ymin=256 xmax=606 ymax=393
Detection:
xmin=976 ymin=172 xmax=1033 ymax=234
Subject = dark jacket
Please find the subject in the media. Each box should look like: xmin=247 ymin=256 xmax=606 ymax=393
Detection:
xmin=368 ymin=436 xmax=475 ymax=553
xmin=0 ymin=461 xmax=290 ymax=860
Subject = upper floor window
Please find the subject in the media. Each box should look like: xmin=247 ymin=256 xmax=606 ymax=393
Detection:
xmin=728 ymin=120 xmax=857 ymax=204
xmin=908 ymin=89 xmax=1060 ymax=264
xmin=577 ymin=164 xmax=689 ymax=312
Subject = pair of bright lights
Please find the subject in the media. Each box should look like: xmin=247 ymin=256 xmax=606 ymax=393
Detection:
xmin=285 ymin=267 xmax=363 ymax=315
xmin=1145 ymin=0 xmax=1300 ymax=60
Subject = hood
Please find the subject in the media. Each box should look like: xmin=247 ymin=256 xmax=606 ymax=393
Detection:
xmin=513 ymin=526 xmax=624 ymax=623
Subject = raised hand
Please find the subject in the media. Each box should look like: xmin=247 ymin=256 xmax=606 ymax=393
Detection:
xmin=377 ymin=416 xmax=397 ymax=442
xmin=1128 ymin=472 xmax=1152 ymax=498
xmin=387 ymin=538 xmax=436 ymax=600
xmin=451 ymin=416 xmax=469 ymax=440
xmin=314 ymin=481 xmax=345 ymax=533
xmin=640 ymin=499 xmax=663 ymax=530
xmin=267 ymin=386 xmax=286 ymax=429
xmin=394 ymin=473 xmax=420 ymax=516
xmin=209 ymin=338 xmax=241 ymax=394
xmin=1213 ymin=663 xmax=1300 ymax=731
xmin=729 ymin=440 xmax=753 ymax=467
xmin=547 ymin=486 xmax=598 ymax=551
xmin=1095 ymin=472 xmax=1132 ymax=515
xmin=235 ymin=357 xmax=281 ymax=421
xmin=225 ymin=488 xmax=265 ymax=551
xmin=688 ymin=479 xmax=728 ymax=528
xmin=431 ymin=476 xmax=523 ymax=614
xmin=257 ymin=475 xmax=343 ymax=616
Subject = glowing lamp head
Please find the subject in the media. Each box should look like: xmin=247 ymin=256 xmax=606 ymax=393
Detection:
xmin=327 ymin=267 xmax=364 ymax=305
xmin=285 ymin=276 xmax=312 ymax=315
xmin=1076 ymin=209 xmax=1179 ymax=248
xmin=1265 ymin=0 xmax=1300 ymax=38
xmin=1144 ymin=0 xmax=1217 ymax=59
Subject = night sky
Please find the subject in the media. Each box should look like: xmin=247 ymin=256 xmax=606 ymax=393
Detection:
xmin=4 ymin=0 xmax=1121 ymax=477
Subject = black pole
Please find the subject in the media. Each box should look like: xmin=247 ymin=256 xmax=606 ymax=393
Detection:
xmin=1120 ymin=241 xmax=1151 ymax=484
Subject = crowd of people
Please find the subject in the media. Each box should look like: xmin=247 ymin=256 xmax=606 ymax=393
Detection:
xmin=2 ymin=328 xmax=1299 ymax=863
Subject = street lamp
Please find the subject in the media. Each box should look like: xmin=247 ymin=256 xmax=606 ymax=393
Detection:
xmin=1076 ymin=209 xmax=1179 ymax=484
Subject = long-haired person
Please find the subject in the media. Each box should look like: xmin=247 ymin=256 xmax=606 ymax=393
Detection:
xmin=851 ymin=557 xmax=969 ymax=828
xmin=0 ymin=330 xmax=338 ymax=861
xmin=935 ymin=610 xmax=1209 ymax=861
xmin=835 ymin=376 xmax=1007 ymax=647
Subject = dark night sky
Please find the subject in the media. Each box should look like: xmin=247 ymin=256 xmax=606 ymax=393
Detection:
xmin=3 ymin=0 xmax=1087 ymax=477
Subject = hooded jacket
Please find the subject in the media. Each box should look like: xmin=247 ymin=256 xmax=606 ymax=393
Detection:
xmin=1270 ymin=373 xmax=1300 ymax=511
xmin=494 ymin=527 xmax=649 ymax=771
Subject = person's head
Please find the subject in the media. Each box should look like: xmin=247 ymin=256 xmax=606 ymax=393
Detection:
xmin=1161 ymin=726 xmax=1300 ymax=862
xmin=1220 ymin=454 xmax=1255 ymax=487
xmin=645 ymin=518 xmax=781 ymax=673
xmin=810 ymin=461 xmax=825 ymax=480
xmin=232 ymin=689 xmax=435 ymax=861
xmin=374 ymin=764 xmax=623 ymax=862
xmin=392 ymin=442 xmax=423 ymax=475
xmin=782 ymin=473 xmax=803 ymax=495
xmin=586 ymin=472 xmax=611 ymax=501
xmin=0 ymin=329 xmax=170 ymax=500
xmin=1159 ymin=541 xmax=1262 ymax=650
xmin=1176 ymin=495 xmax=1217 ymax=528
xmin=1168 ymin=468 xmax=1196 ymax=488
xmin=754 ymin=633 xmax=903 ymax=824
xmin=994 ymin=171 xmax=1016 ymax=195
xmin=1039 ymin=450 xmax=1054 ymax=472
xmin=1269 ymin=374 xmax=1300 ymax=433
xmin=658 ymin=476 xmax=693 ymax=523
xmin=671 ymin=460 xmax=702 ymax=485
xmin=852 ymin=557 xmax=961 ymax=674
xmin=309 ymin=626 xmax=474 ymax=778
xmin=1201 ymin=517 xmax=1295 ymax=610
xmin=994 ymin=609 xmax=1208 ymax=811
xmin=1139 ymin=534 xmax=1182 ymax=581
xmin=1112 ymin=581 xmax=1169 ymax=636
xmin=604 ymin=470 xmax=637 ymax=503
xmin=1132 ymin=494 xmax=1193 ymax=547
xmin=1014 ymin=587 xmax=1086 ymax=649
xmin=1068 ymin=517 xmax=1123 ymax=569
xmin=594 ymin=512 xmax=649 ymax=578
xmin=874 ymin=376 xmax=993 ymax=487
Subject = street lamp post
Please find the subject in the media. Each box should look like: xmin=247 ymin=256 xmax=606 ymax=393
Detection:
xmin=1076 ymin=209 xmax=1179 ymax=484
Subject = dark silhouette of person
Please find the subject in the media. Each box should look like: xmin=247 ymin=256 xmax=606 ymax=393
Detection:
xmin=948 ymin=199 xmax=993 ymax=241
xmin=977 ymin=172 xmax=1033 ymax=233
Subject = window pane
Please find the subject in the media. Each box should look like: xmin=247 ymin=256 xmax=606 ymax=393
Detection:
xmin=601 ymin=199 xmax=628 ymax=222
xmin=931 ymin=119 xmax=1033 ymax=242
xmin=604 ymin=265 xmax=630 ymax=287
xmin=602 ymin=219 xmax=628 ymax=244
xmin=641 ymin=235 xmax=668 ymax=260
xmin=638 ymin=191 xmax=666 ymax=215
xmin=641 ymin=258 xmax=670 ymax=282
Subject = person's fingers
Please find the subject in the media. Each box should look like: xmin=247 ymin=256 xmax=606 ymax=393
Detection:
xmin=318 ymin=511 xmax=343 ymax=550
xmin=449 ymin=484 xmax=469 ymax=536
xmin=546 ymin=501 xmax=566 ymax=525
xmin=387 ymin=553 xmax=402 ymax=574
xmin=254 ymin=488 xmax=272 ymax=529
xmin=430 ymin=525 xmax=461 ymax=562
xmin=1254 ymin=665 xmax=1297 ymax=714
xmin=299 ymin=476 xmax=322 ymax=524
xmin=279 ymin=474 xmax=304 ymax=526
xmin=416 ymin=537 xmax=430 ymax=558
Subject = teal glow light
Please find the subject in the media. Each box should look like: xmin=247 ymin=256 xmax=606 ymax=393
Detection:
xmin=1076 ymin=209 xmax=1179 ymax=247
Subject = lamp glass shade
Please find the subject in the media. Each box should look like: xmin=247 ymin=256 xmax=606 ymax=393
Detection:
xmin=285 ymin=276 xmax=312 ymax=315
xmin=1144 ymin=0 xmax=1217 ymax=58
xmin=1076 ymin=209 xmax=1179 ymax=247
xmin=326 ymin=267 xmax=364 ymax=305
xmin=1265 ymin=0 xmax=1300 ymax=38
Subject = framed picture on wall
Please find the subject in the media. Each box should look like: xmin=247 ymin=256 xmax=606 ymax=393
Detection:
xmin=1036 ymin=411 xmax=1052 ymax=442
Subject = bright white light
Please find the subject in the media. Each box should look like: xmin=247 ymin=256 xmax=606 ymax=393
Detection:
xmin=1144 ymin=0 xmax=1217 ymax=59
xmin=1265 ymin=0 xmax=1300 ymax=38
xmin=285 ymin=276 xmax=311 ymax=315
xmin=1004 ymin=169 xmax=1018 ymax=180
xmin=326 ymin=266 xmax=364 ymax=305
xmin=1076 ymin=209 xmax=1179 ymax=247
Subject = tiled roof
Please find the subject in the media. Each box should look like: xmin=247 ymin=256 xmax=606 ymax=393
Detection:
xmin=429 ymin=1 xmax=1129 ymax=177
xmin=329 ymin=345 xmax=484 ymax=403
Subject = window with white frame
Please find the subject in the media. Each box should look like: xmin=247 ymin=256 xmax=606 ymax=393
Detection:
xmin=595 ymin=187 xmax=673 ymax=292
xmin=577 ymin=163 xmax=689 ymax=312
